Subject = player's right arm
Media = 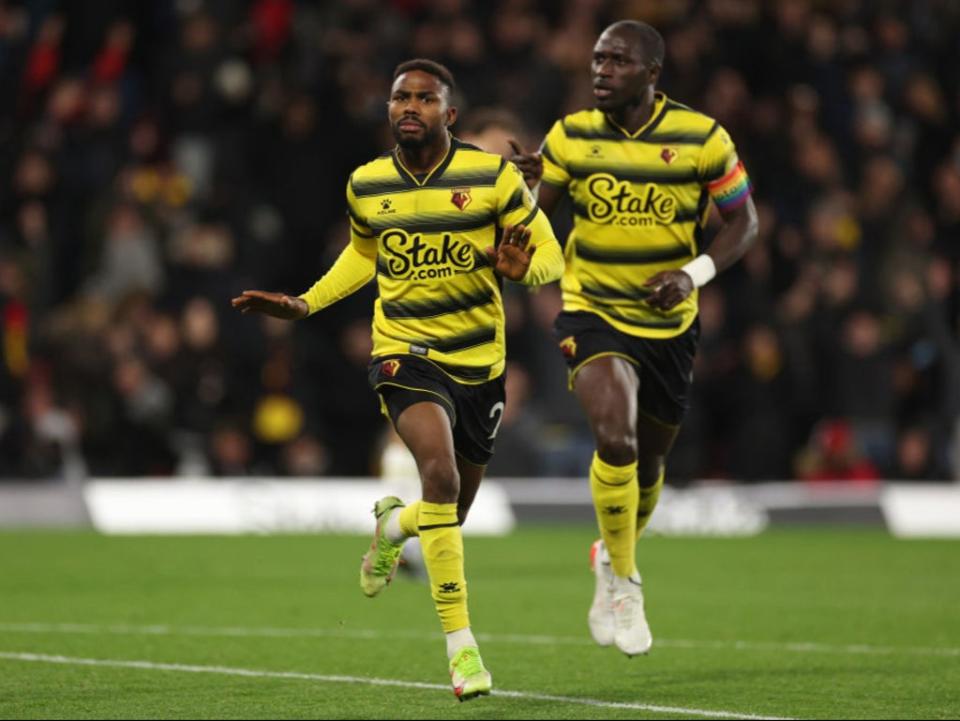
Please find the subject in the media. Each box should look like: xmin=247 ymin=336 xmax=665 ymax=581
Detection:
xmin=230 ymin=176 xmax=378 ymax=320
xmin=508 ymin=120 xmax=570 ymax=219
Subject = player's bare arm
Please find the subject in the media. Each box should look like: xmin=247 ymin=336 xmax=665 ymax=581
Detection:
xmin=230 ymin=290 xmax=309 ymax=320
xmin=644 ymin=196 xmax=759 ymax=311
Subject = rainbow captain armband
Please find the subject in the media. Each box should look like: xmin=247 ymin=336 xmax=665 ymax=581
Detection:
xmin=707 ymin=161 xmax=753 ymax=213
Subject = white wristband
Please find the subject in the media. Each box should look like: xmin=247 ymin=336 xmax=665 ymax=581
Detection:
xmin=681 ymin=254 xmax=717 ymax=288
xmin=529 ymin=181 xmax=541 ymax=202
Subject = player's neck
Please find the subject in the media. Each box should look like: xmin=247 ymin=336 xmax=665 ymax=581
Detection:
xmin=608 ymin=90 xmax=657 ymax=134
xmin=397 ymin=133 xmax=452 ymax=176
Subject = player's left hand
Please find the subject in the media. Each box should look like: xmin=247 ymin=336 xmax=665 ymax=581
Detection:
xmin=644 ymin=270 xmax=694 ymax=311
xmin=485 ymin=224 xmax=536 ymax=281
xmin=508 ymin=139 xmax=543 ymax=190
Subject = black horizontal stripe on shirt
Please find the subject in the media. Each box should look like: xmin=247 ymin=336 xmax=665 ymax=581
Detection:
xmin=375 ymin=256 xmax=392 ymax=277
xmin=561 ymin=125 xmax=622 ymax=141
xmin=352 ymin=177 xmax=416 ymax=198
xmin=541 ymin=142 xmax=561 ymax=167
xmin=368 ymin=210 xmax=497 ymax=235
xmin=571 ymin=200 xmax=703 ymax=224
xmin=700 ymin=160 xmax=730 ymax=184
xmin=500 ymin=187 xmax=526 ymax=214
xmin=575 ymin=241 xmax=692 ymax=265
xmin=349 ymin=219 xmax=375 ymax=238
xmin=427 ymin=172 xmax=500 ymax=189
xmin=346 ymin=204 xmax=368 ymax=228
xmin=381 ymin=289 xmax=495 ymax=319
xmin=569 ymin=164 xmax=700 ymax=184
xmin=645 ymin=123 xmax=718 ymax=146
xmin=591 ymin=303 xmax=685 ymax=330
xmin=353 ymin=170 xmax=501 ymax=198
xmin=564 ymin=126 xmax=716 ymax=145
xmin=580 ymin=281 xmax=653 ymax=304
xmin=421 ymin=326 xmax=497 ymax=354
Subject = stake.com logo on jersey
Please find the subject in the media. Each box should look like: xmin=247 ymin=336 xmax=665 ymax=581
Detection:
xmin=380 ymin=229 xmax=475 ymax=280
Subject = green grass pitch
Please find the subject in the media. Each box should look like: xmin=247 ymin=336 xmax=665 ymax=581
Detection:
xmin=0 ymin=527 xmax=958 ymax=719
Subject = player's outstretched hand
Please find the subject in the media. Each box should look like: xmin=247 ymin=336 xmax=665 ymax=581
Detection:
xmin=643 ymin=270 xmax=694 ymax=311
xmin=508 ymin=139 xmax=543 ymax=190
xmin=484 ymin=224 xmax=536 ymax=282
xmin=230 ymin=290 xmax=309 ymax=320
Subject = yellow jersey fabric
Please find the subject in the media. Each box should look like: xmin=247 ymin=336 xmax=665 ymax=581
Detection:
xmin=300 ymin=137 xmax=562 ymax=383
xmin=541 ymin=92 xmax=752 ymax=338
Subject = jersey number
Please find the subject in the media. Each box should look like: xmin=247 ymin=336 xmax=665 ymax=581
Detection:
xmin=488 ymin=402 xmax=505 ymax=440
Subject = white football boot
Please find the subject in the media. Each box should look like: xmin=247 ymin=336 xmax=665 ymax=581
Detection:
xmin=588 ymin=539 xmax=615 ymax=646
xmin=612 ymin=572 xmax=653 ymax=657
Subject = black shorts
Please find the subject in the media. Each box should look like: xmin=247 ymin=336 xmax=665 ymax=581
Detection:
xmin=368 ymin=355 xmax=506 ymax=466
xmin=553 ymin=311 xmax=700 ymax=427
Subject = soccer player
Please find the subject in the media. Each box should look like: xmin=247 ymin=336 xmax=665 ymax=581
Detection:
xmin=510 ymin=21 xmax=758 ymax=656
xmin=231 ymin=59 xmax=563 ymax=700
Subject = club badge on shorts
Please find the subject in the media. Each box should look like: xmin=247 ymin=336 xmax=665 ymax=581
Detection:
xmin=381 ymin=359 xmax=402 ymax=377
xmin=559 ymin=336 xmax=577 ymax=359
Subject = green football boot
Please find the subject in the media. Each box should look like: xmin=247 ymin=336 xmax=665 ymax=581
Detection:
xmin=359 ymin=496 xmax=406 ymax=597
xmin=449 ymin=646 xmax=492 ymax=702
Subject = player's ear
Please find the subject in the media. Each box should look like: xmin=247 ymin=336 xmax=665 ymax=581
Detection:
xmin=445 ymin=105 xmax=458 ymax=129
xmin=648 ymin=61 xmax=662 ymax=86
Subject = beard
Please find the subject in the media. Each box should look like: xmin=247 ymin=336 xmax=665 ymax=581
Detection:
xmin=392 ymin=121 xmax=442 ymax=149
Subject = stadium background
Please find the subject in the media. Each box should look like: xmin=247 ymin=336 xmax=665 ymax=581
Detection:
xmin=0 ymin=0 xmax=959 ymax=485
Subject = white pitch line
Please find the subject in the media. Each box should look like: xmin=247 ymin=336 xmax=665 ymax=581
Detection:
xmin=0 ymin=621 xmax=958 ymax=658
xmin=0 ymin=651 xmax=791 ymax=721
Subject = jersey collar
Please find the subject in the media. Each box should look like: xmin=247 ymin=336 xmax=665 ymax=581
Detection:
xmin=392 ymin=133 xmax=459 ymax=188
xmin=604 ymin=92 xmax=668 ymax=139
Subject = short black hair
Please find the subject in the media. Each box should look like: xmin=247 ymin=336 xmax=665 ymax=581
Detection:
xmin=605 ymin=20 xmax=665 ymax=67
xmin=393 ymin=59 xmax=457 ymax=93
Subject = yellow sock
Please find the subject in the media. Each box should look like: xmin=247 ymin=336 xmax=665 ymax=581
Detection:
xmin=589 ymin=453 xmax=638 ymax=578
xmin=398 ymin=501 xmax=421 ymax=538
xmin=636 ymin=467 xmax=664 ymax=540
xmin=419 ymin=501 xmax=469 ymax=633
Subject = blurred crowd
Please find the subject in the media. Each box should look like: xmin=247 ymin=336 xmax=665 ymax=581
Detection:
xmin=0 ymin=0 xmax=958 ymax=482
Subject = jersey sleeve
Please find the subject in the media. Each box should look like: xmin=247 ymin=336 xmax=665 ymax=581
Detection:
xmin=698 ymin=123 xmax=753 ymax=214
xmin=540 ymin=119 xmax=571 ymax=188
xmin=345 ymin=174 xmax=377 ymax=247
xmin=298 ymin=176 xmax=377 ymax=315
xmin=495 ymin=160 xmax=563 ymax=286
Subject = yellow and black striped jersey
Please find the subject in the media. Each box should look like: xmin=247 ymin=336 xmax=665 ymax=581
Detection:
xmin=302 ymin=137 xmax=561 ymax=384
xmin=541 ymin=92 xmax=753 ymax=338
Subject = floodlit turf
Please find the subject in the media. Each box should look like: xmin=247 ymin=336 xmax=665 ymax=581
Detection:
xmin=0 ymin=527 xmax=958 ymax=719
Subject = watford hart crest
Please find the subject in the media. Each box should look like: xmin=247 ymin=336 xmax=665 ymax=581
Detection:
xmin=450 ymin=188 xmax=472 ymax=211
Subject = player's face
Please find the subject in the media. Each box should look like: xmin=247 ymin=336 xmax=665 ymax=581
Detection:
xmin=388 ymin=71 xmax=456 ymax=149
xmin=591 ymin=31 xmax=659 ymax=111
